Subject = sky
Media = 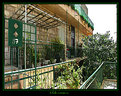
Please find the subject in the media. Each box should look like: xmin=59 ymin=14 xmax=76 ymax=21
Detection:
xmin=86 ymin=4 xmax=117 ymax=42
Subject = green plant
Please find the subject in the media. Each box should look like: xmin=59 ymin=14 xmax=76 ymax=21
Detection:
xmin=50 ymin=58 xmax=55 ymax=64
xmin=42 ymin=37 xmax=65 ymax=62
xmin=51 ymin=37 xmax=65 ymax=60
xmin=82 ymin=31 xmax=117 ymax=80
xmin=29 ymin=71 xmax=50 ymax=89
xmin=19 ymin=43 xmax=41 ymax=68
xmin=67 ymin=46 xmax=75 ymax=58
xmin=52 ymin=62 xmax=84 ymax=89
xmin=88 ymin=79 xmax=101 ymax=89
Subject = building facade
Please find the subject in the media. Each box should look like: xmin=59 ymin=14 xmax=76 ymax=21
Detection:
xmin=4 ymin=4 xmax=94 ymax=68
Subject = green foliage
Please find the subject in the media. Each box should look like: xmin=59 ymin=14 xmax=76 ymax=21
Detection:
xmin=103 ymin=64 xmax=117 ymax=79
xmin=19 ymin=43 xmax=41 ymax=68
xmin=29 ymin=71 xmax=50 ymax=89
xmin=82 ymin=31 xmax=117 ymax=80
xmin=82 ymin=31 xmax=117 ymax=63
xmin=67 ymin=46 xmax=75 ymax=58
xmin=88 ymin=79 xmax=101 ymax=89
xmin=52 ymin=63 xmax=84 ymax=89
xmin=51 ymin=37 xmax=65 ymax=57
xmin=43 ymin=45 xmax=52 ymax=60
xmin=44 ymin=37 xmax=65 ymax=61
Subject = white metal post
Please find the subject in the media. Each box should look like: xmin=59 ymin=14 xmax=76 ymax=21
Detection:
xmin=24 ymin=4 xmax=27 ymax=69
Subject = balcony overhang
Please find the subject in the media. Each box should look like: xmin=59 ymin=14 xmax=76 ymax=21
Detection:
xmin=10 ymin=4 xmax=93 ymax=35
xmin=36 ymin=4 xmax=93 ymax=35
xmin=10 ymin=4 xmax=66 ymax=30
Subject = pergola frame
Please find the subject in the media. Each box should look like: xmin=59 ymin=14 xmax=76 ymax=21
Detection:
xmin=10 ymin=4 xmax=67 ymax=70
xmin=11 ymin=4 xmax=66 ymax=30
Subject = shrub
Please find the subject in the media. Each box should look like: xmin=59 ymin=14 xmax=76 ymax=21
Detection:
xmin=82 ymin=31 xmax=117 ymax=81
xmin=52 ymin=62 xmax=84 ymax=89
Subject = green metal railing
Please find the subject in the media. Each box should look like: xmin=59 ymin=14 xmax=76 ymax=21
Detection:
xmin=5 ymin=60 xmax=116 ymax=89
xmin=4 ymin=60 xmax=75 ymax=89
xmin=80 ymin=62 xmax=117 ymax=89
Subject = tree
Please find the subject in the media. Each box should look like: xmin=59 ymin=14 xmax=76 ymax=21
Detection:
xmin=82 ymin=31 xmax=117 ymax=80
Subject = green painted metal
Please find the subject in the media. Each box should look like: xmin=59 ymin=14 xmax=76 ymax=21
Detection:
xmin=80 ymin=62 xmax=116 ymax=89
xmin=4 ymin=60 xmax=75 ymax=89
xmin=34 ymin=25 xmax=37 ymax=89
xmin=5 ymin=60 xmax=74 ymax=76
xmin=8 ymin=18 xmax=23 ymax=47
xmin=53 ymin=66 xmax=55 ymax=81
xmin=10 ymin=47 xmax=13 ymax=89
xmin=80 ymin=62 xmax=104 ymax=89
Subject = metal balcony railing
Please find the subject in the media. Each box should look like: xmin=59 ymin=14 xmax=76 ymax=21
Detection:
xmin=4 ymin=61 xmax=116 ymax=89
xmin=80 ymin=62 xmax=117 ymax=89
xmin=4 ymin=60 xmax=76 ymax=89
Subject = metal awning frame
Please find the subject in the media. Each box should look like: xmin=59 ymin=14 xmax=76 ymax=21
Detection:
xmin=10 ymin=4 xmax=66 ymax=30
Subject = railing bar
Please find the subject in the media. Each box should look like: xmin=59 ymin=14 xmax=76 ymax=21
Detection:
xmin=10 ymin=47 xmax=13 ymax=89
xmin=32 ymin=69 xmax=34 ymax=89
xmin=41 ymin=67 xmax=42 ymax=88
xmin=26 ymin=84 xmax=36 ymax=89
xmin=53 ymin=66 xmax=55 ymax=83
xmin=17 ymin=48 xmax=20 ymax=89
xmin=5 ymin=61 xmax=74 ymax=75
xmin=23 ymin=31 xmax=35 ymax=34
xmin=5 ymin=69 xmax=54 ymax=85
xmin=50 ymin=67 xmax=51 ymax=88
xmin=86 ymin=77 xmax=96 ymax=89
xmin=80 ymin=62 xmax=116 ymax=89
xmin=44 ymin=66 xmax=46 ymax=88
xmin=48 ymin=69 xmax=49 ymax=88
xmin=80 ymin=62 xmax=104 ymax=89
xmin=30 ymin=25 xmax=32 ymax=88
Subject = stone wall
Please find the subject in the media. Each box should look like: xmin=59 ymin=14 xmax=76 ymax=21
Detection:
xmin=4 ymin=4 xmax=22 ymax=18
xmin=4 ymin=4 xmax=24 ymax=66
xmin=37 ymin=27 xmax=59 ymax=42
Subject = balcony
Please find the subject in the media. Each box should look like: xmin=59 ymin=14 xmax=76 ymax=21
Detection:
xmin=70 ymin=4 xmax=94 ymax=30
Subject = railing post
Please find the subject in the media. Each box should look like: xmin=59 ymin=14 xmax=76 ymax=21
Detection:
xmin=10 ymin=47 xmax=13 ymax=89
xmin=23 ymin=4 xmax=27 ymax=89
xmin=53 ymin=66 xmax=55 ymax=81
xmin=34 ymin=26 xmax=37 ymax=89
xmin=100 ymin=66 xmax=103 ymax=84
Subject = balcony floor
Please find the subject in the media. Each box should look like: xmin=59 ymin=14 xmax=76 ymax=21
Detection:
xmin=100 ymin=79 xmax=117 ymax=89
